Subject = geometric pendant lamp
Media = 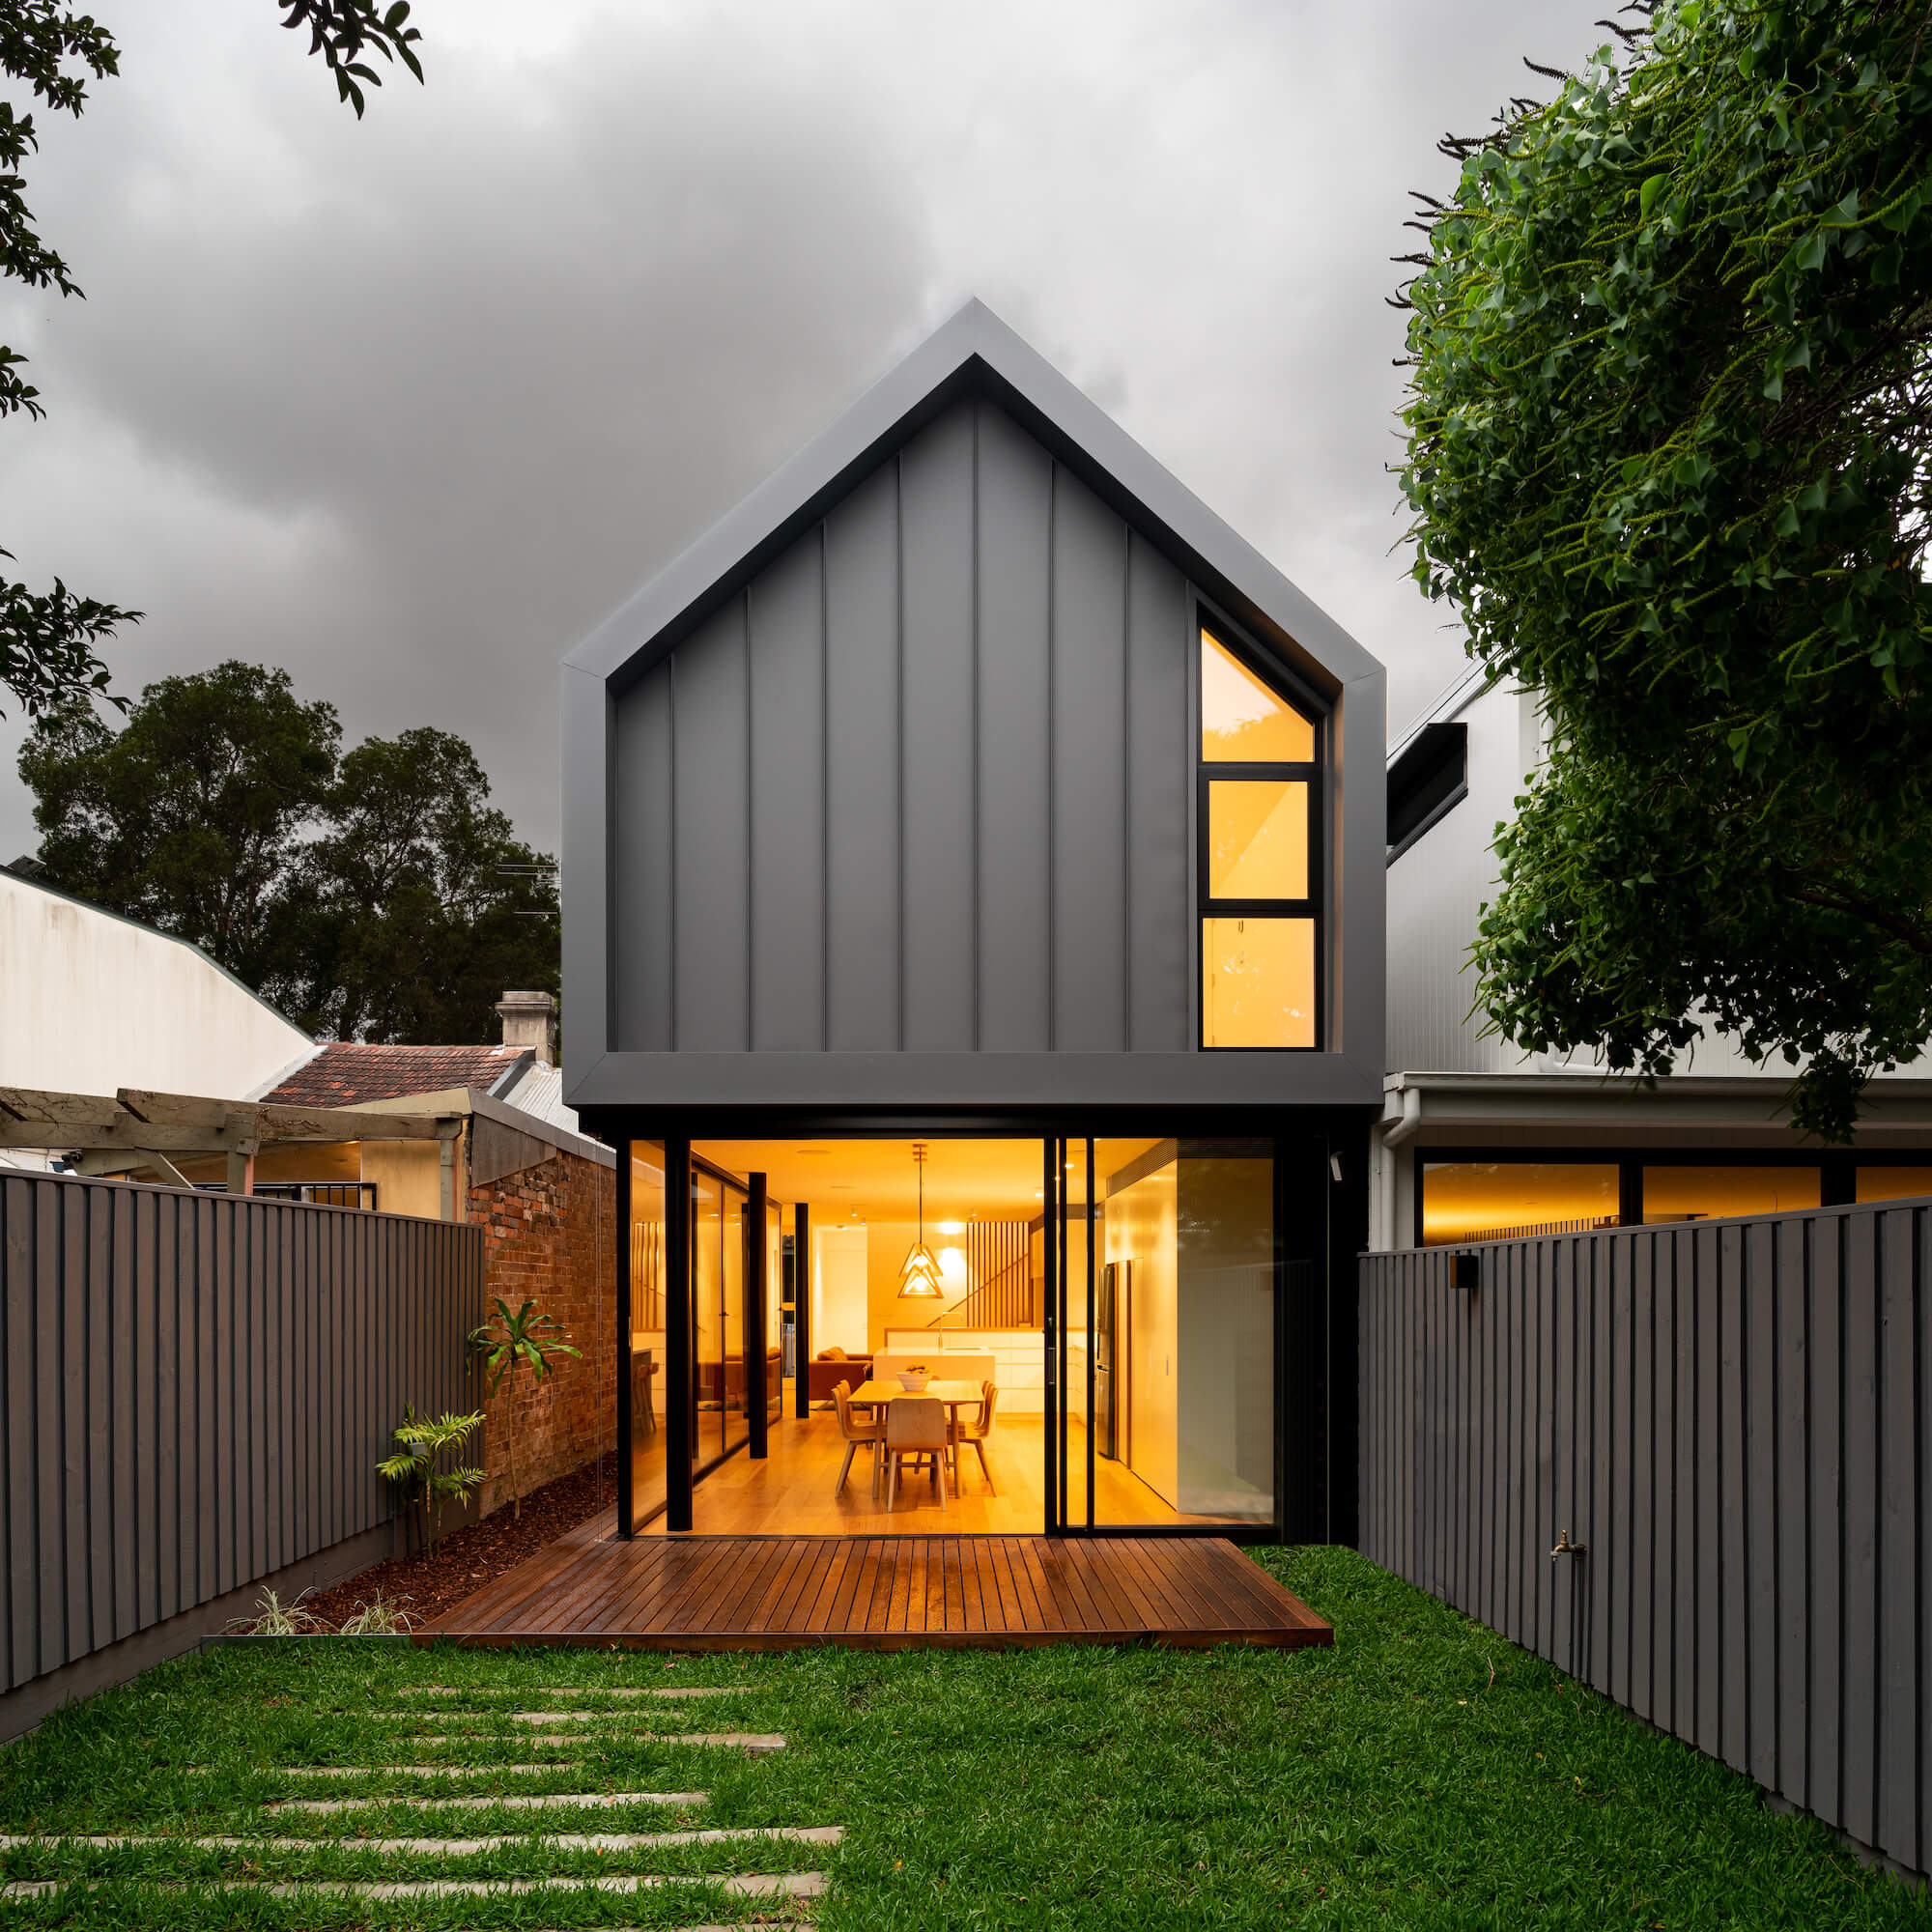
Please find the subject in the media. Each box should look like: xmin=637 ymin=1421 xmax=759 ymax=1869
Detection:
xmin=895 ymin=1141 xmax=945 ymax=1297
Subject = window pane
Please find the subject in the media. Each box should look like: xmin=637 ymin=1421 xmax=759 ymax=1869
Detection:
xmin=1201 ymin=916 xmax=1314 ymax=1047
xmin=1857 ymin=1166 xmax=1932 ymax=1205
xmin=1208 ymin=779 xmax=1309 ymax=900
xmin=1421 ymin=1161 xmax=1619 ymax=1245
xmin=1090 ymin=1137 xmax=1273 ymax=1526
xmin=1201 ymin=629 xmax=1314 ymax=762
xmin=1640 ymin=1166 xmax=1820 ymax=1225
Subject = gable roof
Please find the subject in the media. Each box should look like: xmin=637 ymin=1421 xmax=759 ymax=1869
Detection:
xmin=263 ymin=1042 xmax=530 ymax=1109
xmin=564 ymin=298 xmax=1379 ymax=698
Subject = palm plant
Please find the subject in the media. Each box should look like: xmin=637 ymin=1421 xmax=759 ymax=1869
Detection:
xmin=377 ymin=1404 xmax=485 ymax=1557
xmin=469 ymin=1297 xmax=581 ymax=1518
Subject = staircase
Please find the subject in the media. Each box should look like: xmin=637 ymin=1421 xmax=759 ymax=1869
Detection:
xmin=927 ymin=1222 xmax=1037 ymax=1328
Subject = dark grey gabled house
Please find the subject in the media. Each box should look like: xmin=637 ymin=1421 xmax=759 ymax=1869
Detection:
xmin=563 ymin=300 xmax=1384 ymax=1548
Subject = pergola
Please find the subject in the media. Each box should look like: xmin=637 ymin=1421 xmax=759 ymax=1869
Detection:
xmin=0 ymin=1086 xmax=463 ymax=1214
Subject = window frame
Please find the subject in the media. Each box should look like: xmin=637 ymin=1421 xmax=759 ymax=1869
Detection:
xmin=1194 ymin=612 xmax=1327 ymax=1053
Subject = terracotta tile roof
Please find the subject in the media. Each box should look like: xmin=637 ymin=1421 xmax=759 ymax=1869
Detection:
xmin=264 ymin=1043 xmax=527 ymax=1109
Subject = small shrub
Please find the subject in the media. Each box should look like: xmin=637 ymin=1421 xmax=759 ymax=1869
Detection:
xmin=378 ymin=1404 xmax=485 ymax=1558
xmin=227 ymin=1588 xmax=321 ymax=1635
xmin=339 ymin=1590 xmax=414 ymax=1635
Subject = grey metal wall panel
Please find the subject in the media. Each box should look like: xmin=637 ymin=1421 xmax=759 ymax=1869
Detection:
xmin=1126 ymin=534 xmax=1190 ymax=1050
xmin=613 ymin=661 xmax=673 ymax=1053
xmin=824 ymin=464 xmax=902 ymax=1051
xmin=1359 ymin=1196 xmax=1932 ymax=1882
xmin=1050 ymin=466 xmax=1129 ymax=1052
xmin=975 ymin=404 xmax=1052 ymax=1052
xmin=598 ymin=395 xmax=1367 ymax=1084
xmin=899 ymin=409 xmax=979 ymax=1050
xmin=0 ymin=1175 xmax=479 ymax=1699
xmin=749 ymin=536 xmax=828 ymax=1050
xmin=670 ymin=600 xmax=752 ymax=1050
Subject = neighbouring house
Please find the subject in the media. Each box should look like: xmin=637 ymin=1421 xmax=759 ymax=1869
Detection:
xmin=0 ymin=864 xmax=317 ymax=1119
xmin=560 ymin=298 xmax=1383 ymax=1545
xmin=1375 ymin=667 xmax=1932 ymax=1249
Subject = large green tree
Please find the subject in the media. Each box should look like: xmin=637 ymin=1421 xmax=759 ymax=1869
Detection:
xmin=0 ymin=2 xmax=424 ymax=720
xmin=20 ymin=664 xmax=559 ymax=1044
xmin=1399 ymin=0 xmax=1932 ymax=1140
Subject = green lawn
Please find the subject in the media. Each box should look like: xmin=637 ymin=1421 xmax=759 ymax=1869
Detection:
xmin=0 ymin=1546 xmax=1925 ymax=1928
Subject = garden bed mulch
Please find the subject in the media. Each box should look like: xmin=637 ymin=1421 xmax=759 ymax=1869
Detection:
xmin=298 ymin=1460 xmax=616 ymax=1631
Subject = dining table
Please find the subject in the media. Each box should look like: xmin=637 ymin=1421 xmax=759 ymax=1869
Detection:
xmin=847 ymin=1378 xmax=986 ymax=1419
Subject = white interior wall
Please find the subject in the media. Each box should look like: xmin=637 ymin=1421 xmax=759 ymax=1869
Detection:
xmin=810 ymin=1223 xmax=869 ymax=1354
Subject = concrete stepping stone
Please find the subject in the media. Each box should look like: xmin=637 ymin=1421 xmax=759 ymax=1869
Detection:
xmin=412 ymin=1731 xmax=784 ymax=1752
xmin=0 ymin=1825 xmax=841 ymax=1856
xmin=396 ymin=1686 xmax=738 ymax=1699
xmin=267 ymin=1790 xmax=707 ymax=1814
xmin=2 ymin=1870 xmax=830 ymax=1902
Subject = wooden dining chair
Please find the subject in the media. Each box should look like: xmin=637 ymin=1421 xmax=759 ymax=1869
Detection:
xmin=884 ymin=1396 xmax=949 ymax=1510
xmin=953 ymin=1381 xmax=1000 ymax=1492
xmin=831 ymin=1379 xmax=883 ymax=1500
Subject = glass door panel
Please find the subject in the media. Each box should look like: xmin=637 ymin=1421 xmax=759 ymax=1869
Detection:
xmin=627 ymin=1142 xmax=668 ymax=1532
xmin=1060 ymin=1136 xmax=1278 ymax=1527
xmin=691 ymin=1168 xmax=724 ymax=1469
xmin=721 ymin=1183 xmax=749 ymax=1459
xmin=765 ymin=1198 xmax=784 ymax=1420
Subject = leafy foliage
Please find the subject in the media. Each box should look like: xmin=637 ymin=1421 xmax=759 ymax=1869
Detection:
xmin=1398 ymin=0 xmax=1932 ymax=1139
xmin=0 ymin=3 xmax=424 ymax=718
xmin=375 ymin=1404 xmax=484 ymax=1559
xmin=469 ymin=1297 xmax=580 ymax=1520
xmin=19 ymin=661 xmax=560 ymax=1042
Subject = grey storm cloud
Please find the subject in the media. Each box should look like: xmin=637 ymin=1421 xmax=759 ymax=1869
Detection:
xmin=0 ymin=0 xmax=1618 ymax=861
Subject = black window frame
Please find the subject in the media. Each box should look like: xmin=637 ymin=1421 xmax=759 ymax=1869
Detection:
xmin=1194 ymin=612 xmax=1327 ymax=1054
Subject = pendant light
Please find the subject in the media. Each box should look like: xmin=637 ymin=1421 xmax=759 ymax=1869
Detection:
xmin=896 ymin=1142 xmax=945 ymax=1297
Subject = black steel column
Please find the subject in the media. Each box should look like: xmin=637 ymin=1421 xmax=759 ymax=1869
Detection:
xmin=1084 ymin=1136 xmax=1095 ymax=1533
xmin=615 ymin=1138 xmax=633 ymax=1538
xmin=793 ymin=1202 xmax=811 ymax=1419
xmin=666 ymin=1136 xmax=693 ymax=1533
xmin=748 ymin=1172 xmax=768 ymax=1458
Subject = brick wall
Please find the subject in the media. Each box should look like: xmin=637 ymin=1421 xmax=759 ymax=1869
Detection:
xmin=469 ymin=1147 xmax=616 ymax=1517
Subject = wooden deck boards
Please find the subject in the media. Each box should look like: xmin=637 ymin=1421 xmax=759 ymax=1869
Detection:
xmin=424 ymin=1524 xmax=1332 ymax=1653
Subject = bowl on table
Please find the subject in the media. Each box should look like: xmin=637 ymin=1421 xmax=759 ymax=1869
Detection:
xmin=896 ymin=1366 xmax=932 ymax=1392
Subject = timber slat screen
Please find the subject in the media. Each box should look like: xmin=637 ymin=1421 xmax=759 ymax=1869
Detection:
xmin=0 ymin=1172 xmax=481 ymax=1694
xmin=428 ymin=1531 xmax=1332 ymax=1652
xmin=1360 ymin=1202 xmax=1932 ymax=1881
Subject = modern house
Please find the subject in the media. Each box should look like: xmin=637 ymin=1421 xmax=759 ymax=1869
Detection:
xmin=561 ymin=299 xmax=1384 ymax=1547
xmin=1377 ymin=668 xmax=1932 ymax=1249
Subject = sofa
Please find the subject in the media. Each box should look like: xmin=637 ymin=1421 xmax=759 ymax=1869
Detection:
xmin=806 ymin=1349 xmax=874 ymax=1405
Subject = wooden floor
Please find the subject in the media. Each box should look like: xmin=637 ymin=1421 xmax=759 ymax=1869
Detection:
xmin=633 ymin=1408 xmax=1237 ymax=1535
xmin=425 ymin=1518 xmax=1331 ymax=1652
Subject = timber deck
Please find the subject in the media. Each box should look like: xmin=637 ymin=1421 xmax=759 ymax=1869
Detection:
xmin=424 ymin=1520 xmax=1332 ymax=1653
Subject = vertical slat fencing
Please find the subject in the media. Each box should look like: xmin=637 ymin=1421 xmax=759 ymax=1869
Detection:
xmin=1360 ymin=1201 xmax=1932 ymax=1880
xmin=0 ymin=1172 xmax=481 ymax=1694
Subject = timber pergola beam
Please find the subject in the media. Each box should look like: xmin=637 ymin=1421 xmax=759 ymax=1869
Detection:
xmin=0 ymin=1085 xmax=451 ymax=1155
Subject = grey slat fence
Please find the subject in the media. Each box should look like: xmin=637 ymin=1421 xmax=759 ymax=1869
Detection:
xmin=1360 ymin=1201 xmax=1932 ymax=1880
xmin=1 ymin=1171 xmax=481 ymax=1694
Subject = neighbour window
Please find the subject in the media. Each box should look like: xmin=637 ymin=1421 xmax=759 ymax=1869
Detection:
xmin=1198 ymin=623 xmax=1321 ymax=1049
xmin=1421 ymin=1160 xmax=1620 ymax=1246
xmin=1856 ymin=1166 xmax=1932 ymax=1204
xmin=1639 ymin=1166 xmax=1821 ymax=1224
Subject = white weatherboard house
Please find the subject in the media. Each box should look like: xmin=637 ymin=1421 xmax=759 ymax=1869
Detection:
xmin=1376 ymin=668 xmax=1932 ymax=1250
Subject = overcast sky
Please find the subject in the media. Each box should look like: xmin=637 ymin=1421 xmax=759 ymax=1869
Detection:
xmin=0 ymin=0 xmax=1614 ymax=862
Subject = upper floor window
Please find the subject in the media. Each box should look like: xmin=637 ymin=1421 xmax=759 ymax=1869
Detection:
xmin=1198 ymin=624 xmax=1321 ymax=1049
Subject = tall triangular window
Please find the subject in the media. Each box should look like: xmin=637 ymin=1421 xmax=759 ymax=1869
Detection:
xmin=1198 ymin=625 xmax=1321 ymax=1048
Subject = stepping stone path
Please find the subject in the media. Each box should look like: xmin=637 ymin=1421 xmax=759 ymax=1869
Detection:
xmin=3 ymin=1678 xmax=836 ymax=1920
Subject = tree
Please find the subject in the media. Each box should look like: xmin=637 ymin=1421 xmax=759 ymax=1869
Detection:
xmin=18 ymin=663 xmax=560 ymax=1039
xmin=0 ymin=2 xmax=424 ymax=721
xmin=275 ymin=726 xmax=561 ymax=1043
xmin=19 ymin=663 xmax=339 ymax=983
xmin=1398 ymin=0 xmax=1932 ymax=1141
xmin=469 ymin=1299 xmax=580 ymax=1520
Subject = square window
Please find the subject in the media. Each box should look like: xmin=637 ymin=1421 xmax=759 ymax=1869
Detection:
xmin=1201 ymin=917 xmax=1315 ymax=1048
xmin=1208 ymin=779 xmax=1309 ymax=901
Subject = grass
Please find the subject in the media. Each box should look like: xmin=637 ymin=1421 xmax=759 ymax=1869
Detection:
xmin=0 ymin=1546 xmax=1926 ymax=1927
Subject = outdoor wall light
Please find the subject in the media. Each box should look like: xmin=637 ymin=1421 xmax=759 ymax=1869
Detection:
xmin=1453 ymin=1252 xmax=1480 ymax=1292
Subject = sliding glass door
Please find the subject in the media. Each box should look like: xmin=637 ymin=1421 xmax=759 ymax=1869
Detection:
xmin=691 ymin=1160 xmax=751 ymax=1476
xmin=1055 ymin=1136 xmax=1281 ymax=1531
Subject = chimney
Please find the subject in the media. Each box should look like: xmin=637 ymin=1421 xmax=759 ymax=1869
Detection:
xmin=495 ymin=989 xmax=557 ymax=1066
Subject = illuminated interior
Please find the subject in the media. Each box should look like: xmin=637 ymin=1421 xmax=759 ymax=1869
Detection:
xmin=1639 ymin=1167 xmax=1820 ymax=1223
xmin=1201 ymin=628 xmax=1315 ymax=762
xmin=1856 ymin=1167 xmax=1932 ymax=1204
xmin=1202 ymin=917 xmax=1315 ymax=1048
xmin=1208 ymin=780 xmax=1310 ymax=899
xmin=1421 ymin=1161 xmax=1620 ymax=1245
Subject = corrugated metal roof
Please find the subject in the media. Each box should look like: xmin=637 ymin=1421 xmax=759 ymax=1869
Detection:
xmin=497 ymin=1060 xmax=582 ymax=1137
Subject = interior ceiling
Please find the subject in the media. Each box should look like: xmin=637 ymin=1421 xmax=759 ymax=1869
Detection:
xmin=691 ymin=1138 xmax=1160 ymax=1223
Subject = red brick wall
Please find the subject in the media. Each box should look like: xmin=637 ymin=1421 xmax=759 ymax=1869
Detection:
xmin=468 ymin=1147 xmax=616 ymax=1517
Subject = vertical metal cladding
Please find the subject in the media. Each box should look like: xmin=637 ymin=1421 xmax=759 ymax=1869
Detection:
xmin=611 ymin=397 xmax=1193 ymax=1057
xmin=1359 ymin=1201 xmax=1932 ymax=1880
xmin=0 ymin=1173 xmax=481 ymax=1693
